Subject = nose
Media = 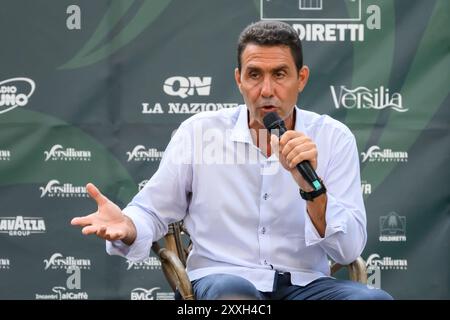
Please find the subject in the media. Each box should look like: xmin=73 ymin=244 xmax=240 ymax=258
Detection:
xmin=260 ymin=76 xmax=274 ymax=98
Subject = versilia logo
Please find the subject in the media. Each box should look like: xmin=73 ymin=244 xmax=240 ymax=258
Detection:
xmin=138 ymin=180 xmax=149 ymax=191
xmin=366 ymin=253 xmax=407 ymax=270
xmin=361 ymin=146 xmax=408 ymax=163
xmin=0 ymin=216 xmax=46 ymax=236
xmin=0 ymin=77 xmax=36 ymax=114
xmin=0 ymin=149 xmax=11 ymax=161
xmin=44 ymin=253 xmax=91 ymax=270
xmin=330 ymin=86 xmax=407 ymax=112
xmin=44 ymin=145 xmax=91 ymax=161
xmin=39 ymin=180 xmax=87 ymax=198
xmin=126 ymin=257 xmax=161 ymax=270
xmin=126 ymin=145 xmax=164 ymax=162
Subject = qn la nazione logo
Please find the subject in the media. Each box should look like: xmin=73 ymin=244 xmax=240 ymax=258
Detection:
xmin=44 ymin=253 xmax=91 ymax=270
xmin=126 ymin=145 xmax=164 ymax=162
xmin=131 ymin=287 xmax=174 ymax=300
xmin=39 ymin=180 xmax=87 ymax=198
xmin=126 ymin=257 xmax=161 ymax=270
xmin=379 ymin=212 xmax=406 ymax=242
xmin=0 ymin=149 xmax=11 ymax=161
xmin=0 ymin=216 xmax=46 ymax=236
xmin=366 ymin=253 xmax=407 ymax=271
xmin=142 ymin=76 xmax=238 ymax=114
xmin=44 ymin=144 xmax=91 ymax=162
xmin=361 ymin=146 xmax=408 ymax=163
xmin=330 ymin=86 xmax=408 ymax=112
xmin=0 ymin=77 xmax=36 ymax=114
xmin=0 ymin=258 xmax=10 ymax=270
xmin=261 ymin=0 xmax=381 ymax=42
xmin=361 ymin=180 xmax=372 ymax=195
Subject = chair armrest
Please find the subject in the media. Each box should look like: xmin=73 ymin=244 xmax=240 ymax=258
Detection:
xmin=330 ymin=256 xmax=368 ymax=284
xmin=152 ymin=243 xmax=194 ymax=300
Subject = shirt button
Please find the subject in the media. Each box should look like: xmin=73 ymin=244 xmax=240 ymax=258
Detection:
xmin=264 ymin=260 xmax=268 ymax=265
xmin=261 ymin=227 xmax=266 ymax=234
xmin=263 ymin=193 xmax=269 ymax=200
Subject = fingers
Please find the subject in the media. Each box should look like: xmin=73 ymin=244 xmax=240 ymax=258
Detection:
xmin=71 ymin=215 xmax=93 ymax=227
xmin=81 ymin=225 xmax=124 ymax=241
xmin=86 ymin=183 xmax=108 ymax=206
xmin=287 ymin=149 xmax=317 ymax=169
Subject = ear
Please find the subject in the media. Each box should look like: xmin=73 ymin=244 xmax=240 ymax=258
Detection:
xmin=297 ymin=66 xmax=310 ymax=93
xmin=234 ymin=68 xmax=243 ymax=94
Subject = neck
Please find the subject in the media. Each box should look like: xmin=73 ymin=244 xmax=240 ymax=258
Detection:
xmin=248 ymin=108 xmax=296 ymax=157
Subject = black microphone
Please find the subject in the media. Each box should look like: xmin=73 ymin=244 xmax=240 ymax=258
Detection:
xmin=263 ymin=112 xmax=324 ymax=191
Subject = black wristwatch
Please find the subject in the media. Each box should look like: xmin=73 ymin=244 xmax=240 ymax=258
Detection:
xmin=299 ymin=182 xmax=327 ymax=201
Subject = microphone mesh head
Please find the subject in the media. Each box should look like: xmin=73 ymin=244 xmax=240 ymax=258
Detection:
xmin=263 ymin=112 xmax=282 ymax=130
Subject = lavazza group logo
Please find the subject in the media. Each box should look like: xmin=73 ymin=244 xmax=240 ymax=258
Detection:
xmin=361 ymin=145 xmax=408 ymax=163
xmin=39 ymin=179 xmax=87 ymax=198
xmin=0 ymin=216 xmax=46 ymax=236
xmin=44 ymin=253 xmax=91 ymax=270
xmin=126 ymin=257 xmax=161 ymax=270
xmin=141 ymin=76 xmax=238 ymax=114
xmin=0 ymin=77 xmax=35 ymax=114
xmin=126 ymin=145 xmax=164 ymax=162
xmin=44 ymin=144 xmax=91 ymax=161
xmin=130 ymin=287 xmax=174 ymax=300
xmin=261 ymin=0 xmax=381 ymax=42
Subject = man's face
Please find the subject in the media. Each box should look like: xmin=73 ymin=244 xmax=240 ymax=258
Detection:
xmin=235 ymin=44 xmax=309 ymax=129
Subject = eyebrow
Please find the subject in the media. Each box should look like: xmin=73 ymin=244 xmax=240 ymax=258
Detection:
xmin=246 ymin=64 xmax=290 ymax=72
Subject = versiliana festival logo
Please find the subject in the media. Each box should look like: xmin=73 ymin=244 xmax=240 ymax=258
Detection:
xmin=44 ymin=144 xmax=91 ymax=161
xmin=44 ymin=253 xmax=91 ymax=270
xmin=39 ymin=180 xmax=87 ymax=198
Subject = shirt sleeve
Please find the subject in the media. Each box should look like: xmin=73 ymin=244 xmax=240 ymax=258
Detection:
xmin=106 ymin=123 xmax=193 ymax=262
xmin=304 ymin=134 xmax=367 ymax=265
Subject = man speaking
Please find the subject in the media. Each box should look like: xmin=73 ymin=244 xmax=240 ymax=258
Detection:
xmin=71 ymin=20 xmax=392 ymax=300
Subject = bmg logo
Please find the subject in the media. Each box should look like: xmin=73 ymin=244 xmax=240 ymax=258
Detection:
xmin=163 ymin=76 xmax=211 ymax=98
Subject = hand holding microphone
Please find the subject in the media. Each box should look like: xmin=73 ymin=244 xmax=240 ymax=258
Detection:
xmin=263 ymin=112 xmax=326 ymax=200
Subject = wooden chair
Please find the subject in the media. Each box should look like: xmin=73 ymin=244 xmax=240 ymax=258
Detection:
xmin=151 ymin=221 xmax=368 ymax=300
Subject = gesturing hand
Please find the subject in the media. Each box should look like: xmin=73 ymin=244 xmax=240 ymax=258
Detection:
xmin=71 ymin=183 xmax=136 ymax=245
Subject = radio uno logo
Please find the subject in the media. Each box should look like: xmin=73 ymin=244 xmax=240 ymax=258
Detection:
xmin=0 ymin=149 xmax=11 ymax=161
xmin=131 ymin=287 xmax=174 ymax=300
xmin=44 ymin=144 xmax=91 ymax=161
xmin=126 ymin=257 xmax=161 ymax=270
xmin=0 ymin=78 xmax=36 ymax=114
xmin=366 ymin=253 xmax=407 ymax=270
xmin=39 ymin=180 xmax=87 ymax=198
xmin=126 ymin=145 xmax=164 ymax=162
xmin=379 ymin=212 xmax=406 ymax=242
xmin=0 ymin=258 xmax=10 ymax=270
xmin=361 ymin=146 xmax=408 ymax=163
xmin=44 ymin=253 xmax=91 ymax=270
xmin=0 ymin=216 xmax=46 ymax=236
xmin=330 ymin=86 xmax=407 ymax=112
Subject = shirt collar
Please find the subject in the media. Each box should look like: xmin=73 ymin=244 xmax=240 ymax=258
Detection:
xmin=231 ymin=105 xmax=304 ymax=143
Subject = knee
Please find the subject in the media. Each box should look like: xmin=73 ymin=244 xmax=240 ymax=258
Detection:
xmin=196 ymin=274 xmax=262 ymax=300
xmin=354 ymin=287 xmax=394 ymax=300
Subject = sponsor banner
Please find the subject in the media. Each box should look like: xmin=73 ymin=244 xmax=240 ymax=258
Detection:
xmin=0 ymin=258 xmax=10 ymax=270
xmin=126 ymin=146 xmax=164 ymax=162
xmin=126 ymin=257 xmax=161 ymax=270
xmin=0 ymin=149 xmax=11 ymax=161
xmin=366 ymin=253 xmax=407 ymax=270
xmin=44 ymin=253 xmax=92 ymax=270
xmin=44 ymin=145 xmax=91 ymax=161
xmin=361 ymin=146 xmax=408 ymax=163
xmin=379 ymin=212 xmax=406 ymax=242
xmin=0 ymin=77 xmax=35 ymax=114
xmin=39 ymin=180 xmax=87 ymax=198
xmin=130 ymin=287 xmax=174 ymax=300
xmin=0 ymin=216 xmax=46 ymax=236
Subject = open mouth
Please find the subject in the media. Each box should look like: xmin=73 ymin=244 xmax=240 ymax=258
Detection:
xmin=261 ymin=106 xmax=278 ymax=112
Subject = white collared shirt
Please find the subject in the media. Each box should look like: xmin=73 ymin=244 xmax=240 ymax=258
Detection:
xmin=107 ymin=105 xmax=367 ymax=292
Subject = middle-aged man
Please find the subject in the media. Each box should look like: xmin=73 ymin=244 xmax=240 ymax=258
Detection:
xmin=72 ymin=20 xmax=393 ymax=300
